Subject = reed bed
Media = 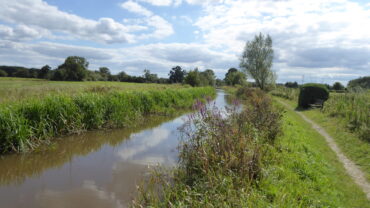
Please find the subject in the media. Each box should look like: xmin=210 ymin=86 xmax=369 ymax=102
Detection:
xmin=323 ymin=92 xmax=370 ymax=141
xmin=0 ymin=87 xmax=215 ymax=153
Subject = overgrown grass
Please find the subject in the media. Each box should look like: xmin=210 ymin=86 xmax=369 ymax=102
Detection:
xmin=323 ymin=92 xmax=370 ymax=141
xmin=271 ymin=86 xmax=299 ymax=100
xmin=133 ymin=87 xmax=369 ymax=207
xmin=0 ymin=87 xmax=215 ymax=153
xmin=0 ymin=77 xmax=186 ymax=103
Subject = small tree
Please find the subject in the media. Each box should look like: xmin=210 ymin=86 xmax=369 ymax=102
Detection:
xmin=240 ymin=33 xmax=275 ymax=90
xmin=200 ymin=69 xmax=216 ymax=86
xmin=99 ymin=67 xmax=111 ymax=81
xmin=143 ymin=69 xmax=158 ymax=83
xmin=38 ymin=65 xmax=51 ymax=79
xmin=224 ymin=68 xmax=246 ymax=86
xmin=169 ymin=66 xmax=186 ymax=83
xmin=184 ymin=69 xmax=201 ymax=87
xmin=332 ymin=82 xmax=344 ymax=91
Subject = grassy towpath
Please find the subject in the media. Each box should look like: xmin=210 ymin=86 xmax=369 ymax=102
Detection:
xmin=277 ymin=98 xmax=370 ymax=200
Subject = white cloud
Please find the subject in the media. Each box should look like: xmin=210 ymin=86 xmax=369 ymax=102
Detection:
xmin=120 ymin=0 xmax=153 ymax=17
xmin=121 ymin=1 xmax=174 ymax=39
xmin=137 ymin=0 xmax=173 ymax=6
xmin=0 ymin=0 xmax=135 ymax=44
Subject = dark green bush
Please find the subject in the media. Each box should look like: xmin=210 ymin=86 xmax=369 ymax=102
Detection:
xmin=298 ymin=83 xmax=329 ymax=108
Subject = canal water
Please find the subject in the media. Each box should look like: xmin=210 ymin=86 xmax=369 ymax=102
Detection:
xmin=0 ymin=90 xmax=230 ymax=208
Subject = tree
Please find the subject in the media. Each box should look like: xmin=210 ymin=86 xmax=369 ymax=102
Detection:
xmin=117 ymin=71 xmax=129 ymax=82
xmin=184 ymin=68 xmax=201 ymax=87
xmin=332 ymin=82 xmax=344 ymax=91
xmin=99 ymin=67 xmax=111 ymax=81
xmin=53 ymin=56 xmax=89 ymax=81
xmin=285 ymin=81 xmax=298 ymax=88
xmin=169 ymin=66 xmax=186 ymax=83
xmin=224 ymin=68 xmax=246 ymax=86
xmin=38 ymin=65 xmax=51 ymax=79
xmin=348 ymin=76 xmax=370 ymax=89
xmin=0 ymin=69 xmax=7 ymax=77
xmin=240 ymin=33 xmax=275 ymax=90
xmin=143 ymin=69 xmax=158 ymax=83
xmin=200 ymin=69 xmax=216 ymax=86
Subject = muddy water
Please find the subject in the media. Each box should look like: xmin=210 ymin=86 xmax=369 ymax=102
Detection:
xmin=0 ymin=90 xmax=230 ymax=208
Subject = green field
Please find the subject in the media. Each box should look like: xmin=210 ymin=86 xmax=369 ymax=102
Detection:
xmin=0 ymin=78 xmax=215 ymax=153
xmin=0 ymin=77 xmax=187 ymax=103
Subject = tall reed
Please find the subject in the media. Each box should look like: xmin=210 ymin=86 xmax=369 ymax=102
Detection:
xmin=323 ymin=92 xmax=370 ymax=141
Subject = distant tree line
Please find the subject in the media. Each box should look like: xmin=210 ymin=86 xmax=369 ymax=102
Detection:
xmin=0 ymin=56 xmax=218 ymax=86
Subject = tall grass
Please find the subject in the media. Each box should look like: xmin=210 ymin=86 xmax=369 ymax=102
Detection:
xmin=271 ymin=86 xmax=299 ymax=100
xmin=0 ymin=87 xmax=215 ymax=153
xmin=323 ymin=92 xmax=370 ymax=141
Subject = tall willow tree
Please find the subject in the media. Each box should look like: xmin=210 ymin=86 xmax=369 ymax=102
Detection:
xmin=240 ymin=33 xmax=275 ymax=90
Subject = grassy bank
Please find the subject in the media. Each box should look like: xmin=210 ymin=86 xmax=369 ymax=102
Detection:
xmin=133 ymin=88 xmax=369 ymax=207
xmin=0 ymin=86 xmax=215 ymax=153
xmin=276 ymin=97 xmax=370 ymax=182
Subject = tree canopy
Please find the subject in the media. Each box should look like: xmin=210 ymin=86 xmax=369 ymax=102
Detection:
xmin=240 ymin=33 xmax=275 ymax=90
xmin=224 ymin=68 xmax=246 ymax=86
xmin=169 ymin=66 xmax=186 ymax=83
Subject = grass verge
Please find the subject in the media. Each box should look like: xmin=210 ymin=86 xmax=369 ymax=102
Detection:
xmin=276 ymin=97 xmax=370 ymax=182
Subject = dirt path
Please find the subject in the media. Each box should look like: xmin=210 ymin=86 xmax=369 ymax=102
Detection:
xmin=277 ymin=99 xmax=370 ymax=200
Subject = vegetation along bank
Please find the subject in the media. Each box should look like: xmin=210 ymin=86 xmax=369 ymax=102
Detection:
xmin=132 ymin=87 xmax=369 ymax=207
xmin=0 ymin=86 xmax=215 ymax=154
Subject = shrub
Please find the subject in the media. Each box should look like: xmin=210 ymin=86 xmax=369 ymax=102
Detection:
xmin=298 ymin=83 xmax=329 ymax=108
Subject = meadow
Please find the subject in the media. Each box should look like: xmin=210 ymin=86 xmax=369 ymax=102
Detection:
xmin=0 ymin=77 xmax=186 ymax=103
xmin=0 ymin=78 xmax=215 ymax=153
xmin=133 ymin=88 xmax=369 ymax=207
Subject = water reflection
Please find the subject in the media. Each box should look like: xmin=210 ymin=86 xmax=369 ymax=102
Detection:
xmin=0 ymin=90 xmax=231 ymax=208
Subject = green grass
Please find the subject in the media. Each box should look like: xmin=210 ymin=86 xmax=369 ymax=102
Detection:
xmin=133 ymin=88 xmax=369 ymax=207
xmin=275 ymin=96 xmax=370 ymax=182
xmin=0 ymin=79 xmax=215 ymax=153
xmin=0 ymin=77 xmax=186 ymax=103
xmin=262 ymin=103 xmax=369 ymax=207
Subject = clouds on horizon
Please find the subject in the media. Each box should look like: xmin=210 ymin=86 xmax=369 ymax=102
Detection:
xmin=0 ymin=0 xmax=369 ymax=84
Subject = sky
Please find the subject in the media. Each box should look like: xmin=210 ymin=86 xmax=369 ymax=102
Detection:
xmin=0 ymin=0 xmax=370 ymax=84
